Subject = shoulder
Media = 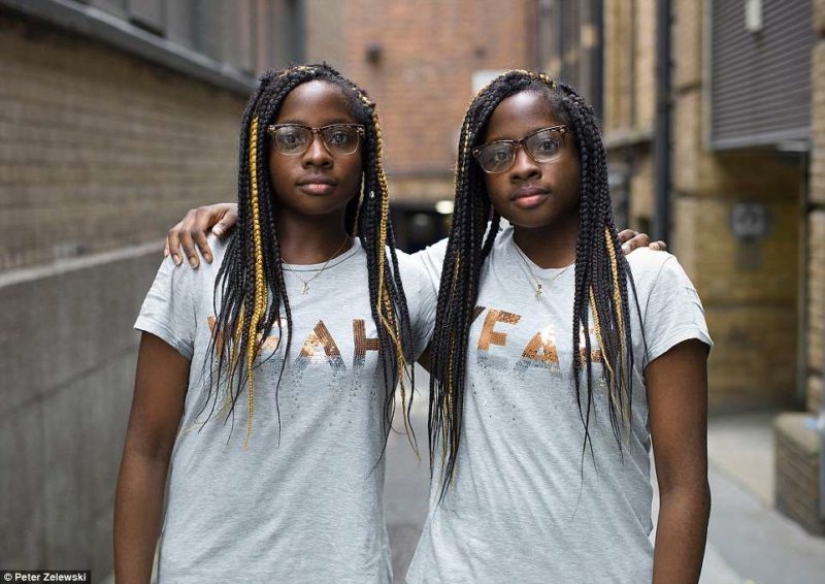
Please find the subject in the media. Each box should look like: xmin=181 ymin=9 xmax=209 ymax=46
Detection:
xmin=625 ymin=248 xmax=689 ymax=291
xmin=625 ymin=250 xmax=712 ymax=359
xmin=625 ymin=247 xmax=675 ymax=273
xmin=395 ymin=247 xmax=434 ymax=288
xmin=414 ymin=237 xmax=449 ymax=268
xmin=155 ymin=233 xmax=228 ymax=298
xmin=207 ymin=233 xmax=231 ymax=268
xmin=410 ymin=238 xmax=448 ymax=290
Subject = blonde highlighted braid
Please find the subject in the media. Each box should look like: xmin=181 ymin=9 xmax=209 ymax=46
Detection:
xmin=204 ymin=64 xmax=415 ymax=450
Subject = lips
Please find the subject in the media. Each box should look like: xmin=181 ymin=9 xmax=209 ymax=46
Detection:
xmin=511 ymin=186 xmax=550 ymax=209
xmin=297 ymin=175 xmax=336 ymax=195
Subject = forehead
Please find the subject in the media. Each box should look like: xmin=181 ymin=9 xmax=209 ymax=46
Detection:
xmin=275 ymin=80 xmax=356 ymax=125
xmin=484 ymin=90 xmax=561 ymax=140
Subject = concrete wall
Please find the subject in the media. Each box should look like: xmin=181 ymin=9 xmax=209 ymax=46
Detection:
xmin=0 ymin=8 xmax=245 ymax=574
xmin=0 ymin=247 xmax=158 ymax=573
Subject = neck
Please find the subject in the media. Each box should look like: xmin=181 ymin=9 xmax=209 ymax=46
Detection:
xmin=275 ymin=212 xmax=351 ymax=264
xmin=512 ymin=213 xmax=579 ymax=269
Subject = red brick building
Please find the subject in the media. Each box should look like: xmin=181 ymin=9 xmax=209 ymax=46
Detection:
xmin=318 ymin=0 xmax=543 ymax=249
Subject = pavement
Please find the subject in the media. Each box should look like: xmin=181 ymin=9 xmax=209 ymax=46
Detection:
xmin=384 ymin=378 xmax=825 ymax=583
xmin=699 ymin=411 xmax=825 ymax=584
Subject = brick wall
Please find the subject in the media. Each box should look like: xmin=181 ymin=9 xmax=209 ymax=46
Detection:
xmin=774 ymin=413 xmax=825 ymax=536
xmin=604 ymin=0 xmax=634 ymax=134
xmin=671 ymin=0 xmax=803 ymax=409
xmin=339 ymin=0 xmax=538 ymax=200
xmin=808 ymin=212 xmax=825 ymax=409
xmin=0 ymin=10 xmax=244 ymax=272
xmin=633 ymin=0 xmax=656 ymax=132
xmin=772 ymin=0 xmax=825 ymax=539
xmin=602 ymin=0 xmax=655 ymax=232
xmin=809 ymin=9 xmax=825 ymax=412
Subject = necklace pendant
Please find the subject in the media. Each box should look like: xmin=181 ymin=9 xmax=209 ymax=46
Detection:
xmin=535 ymin=284 xmax=543 ymax=298
xmin=301 ymin=282 xmax=310 ymax=295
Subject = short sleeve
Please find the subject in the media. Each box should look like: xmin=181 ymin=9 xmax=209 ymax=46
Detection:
xmin=412 ymin=237 xmax=448 ymax=294
xmin=398 ymin=253 xmax=438 ymax=359
xmin=134 ymin=257 xmax=199 ymax=360
xmin=642 ymin=255 xmax=713 ymax=363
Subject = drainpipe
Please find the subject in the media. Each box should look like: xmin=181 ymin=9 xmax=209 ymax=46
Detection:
xmin=653 ymin=0 xmax=672 ymax=242
xmin=820 ymin=192 xmax=825 ymax=518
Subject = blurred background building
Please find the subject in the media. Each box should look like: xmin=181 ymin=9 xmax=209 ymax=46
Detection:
xmin=1 ymin=0 xmax=823 ymax=579
xmin=0 ymin=0 xmax=304 ymax=575
xmin=537 ymin=0 xmax=823 ymax=537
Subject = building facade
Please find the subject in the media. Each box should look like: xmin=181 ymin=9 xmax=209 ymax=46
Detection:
xmin=540 ymin=0 xmax=824 ymax=534
xmin=336 ymin=0 xmax=543 ymax=250
xmin=0 ymin=0 xmax=307 ymax=573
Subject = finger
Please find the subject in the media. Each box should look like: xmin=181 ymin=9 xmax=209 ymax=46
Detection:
xmin=193 ymin=230 xmax=212 ymax=263
xmin=192 ymin=227 xmax=212 ymax=264
xmin=177 ymin=226 xmax=199 ymax=269
xmin=212 ymin=219 xmax=231 ymax=239
xmin=651 ymin=240 xmax=668 ymax=251
xmin=631 ymin=233 xmax=651 ymax=247
xmin=193 ymin=208 xmax=217 ymax=263
xmin=166 ymin=222 xmax=185 ymax=266
xmin=617 ymin=228 xmax=636 ymax=244
xmin=622 ymin=232 xmax=651 ymax=255
xmin=214 ymin=206 xmax=239 ymax=239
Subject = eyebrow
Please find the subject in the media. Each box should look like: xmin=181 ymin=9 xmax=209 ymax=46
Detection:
xmin=275 ymin=118 xmax=356 ymax=126
xmin=485 ymin=125 xmax=564 ymax=142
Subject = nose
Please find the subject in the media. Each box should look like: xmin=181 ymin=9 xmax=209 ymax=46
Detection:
xmin=301 ymin=133 xmax=333 ymax=168
xmin=509 ymin=144 xmax=540 ymax=181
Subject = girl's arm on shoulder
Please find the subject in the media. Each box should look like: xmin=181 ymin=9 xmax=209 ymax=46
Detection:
xmin=114 ymin=332 xmax=189 ymax=584
xmin=647 ymin=339 xmax=711 ymax=584
xmin=164 ymin=203 xmax=238 ymax=268
xmin=618 ymin=228 xmax=667 ymax=254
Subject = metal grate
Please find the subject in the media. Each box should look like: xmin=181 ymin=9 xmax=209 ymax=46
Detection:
xmin=710 ymin=0 xmax=814 ymax=149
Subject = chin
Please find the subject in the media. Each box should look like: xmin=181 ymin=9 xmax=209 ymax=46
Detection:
xmin=501 ymin=212 xmax=557 ymax=230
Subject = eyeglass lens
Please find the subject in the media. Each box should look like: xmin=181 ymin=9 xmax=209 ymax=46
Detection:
xmin=271 ymin=125 xmax=361 ymax=156
xmin=476 ymin=127 xmax=565 ymax=173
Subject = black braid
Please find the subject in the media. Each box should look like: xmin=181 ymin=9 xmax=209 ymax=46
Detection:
xmin=201 ymin=64 xmax=414 ymax=447
xmin=429 ymin=71 xmax=644 ymax=499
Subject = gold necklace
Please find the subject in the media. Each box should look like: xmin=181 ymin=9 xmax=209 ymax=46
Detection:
xmin=513 ymin=244 xmax=573 ymax=298
xmin=286 ymin=237 xmax=350 ymax=295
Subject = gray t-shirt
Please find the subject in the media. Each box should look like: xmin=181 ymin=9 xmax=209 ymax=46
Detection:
xmin=407 ymin=226 xmax=712 ymax=584
xmin=134 ymin=236 xmax=436 ymax=584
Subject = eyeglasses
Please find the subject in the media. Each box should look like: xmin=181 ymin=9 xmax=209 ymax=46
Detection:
xmin=266 ymin=124 xmax=365 ymax=157
xmin=472 ymin=125 xmax=569 ymax=174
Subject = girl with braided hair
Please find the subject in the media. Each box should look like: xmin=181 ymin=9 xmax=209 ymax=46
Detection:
xmin=114 ymin=64 xmax=435 ymax=583
xmin=405 ymin=70 xmax=712 ymax=583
